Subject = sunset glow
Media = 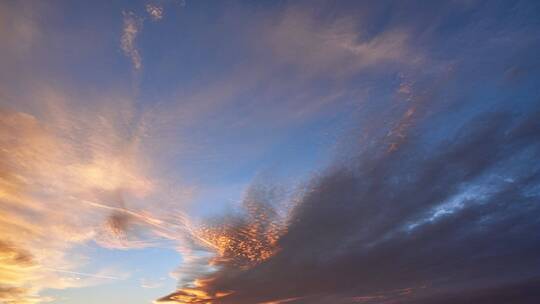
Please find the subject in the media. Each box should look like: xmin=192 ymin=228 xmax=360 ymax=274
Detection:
xmin=1 ymin=1 xmax=540 ymax=303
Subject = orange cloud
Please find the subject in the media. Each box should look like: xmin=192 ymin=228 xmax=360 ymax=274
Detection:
xmin=0 ymin=91 xmax=158 ymax=302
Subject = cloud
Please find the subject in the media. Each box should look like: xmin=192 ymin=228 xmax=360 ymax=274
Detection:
xmin=264 ymin=6 xmax=420 ymax=78
xmin=1 ymin=1 xmax=539 ymax=303
xmin=121 ymin=11 xmax=143 ymax=70
xmin=146 ymin=4 xmax=164 ymax=21
xmin=155 ymin=3 xmax=540 ymax=297
xmin=0 ymin=87 xmax=170 ymax=302
xmin=158 ymin=99 xmax=540 ymax=304
xmin=0 ymin=286 xmax=53 ymax=304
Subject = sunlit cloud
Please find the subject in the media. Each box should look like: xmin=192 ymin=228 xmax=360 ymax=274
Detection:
xmin=0 ymin=88 xmax=162 ymax=302
xmin=1 ymin=1 xmax=540 ymax=303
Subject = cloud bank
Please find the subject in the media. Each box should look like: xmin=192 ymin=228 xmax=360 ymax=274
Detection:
xmin=156 ymin=1 xmax=540 ymax=303
xmin=159 ymin=95 xmax=540 ymax=304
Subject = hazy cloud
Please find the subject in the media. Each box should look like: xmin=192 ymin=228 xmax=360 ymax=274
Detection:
xmin=265 ymin=7 xmax=420 ymax=78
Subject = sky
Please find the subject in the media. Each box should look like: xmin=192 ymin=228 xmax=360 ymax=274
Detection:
xmin=1 ymin=0 xmax=540 ymax=303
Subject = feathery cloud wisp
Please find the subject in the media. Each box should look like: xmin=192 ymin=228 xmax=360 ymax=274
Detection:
xmin=121 ymin=11 xmax=143 ymax=70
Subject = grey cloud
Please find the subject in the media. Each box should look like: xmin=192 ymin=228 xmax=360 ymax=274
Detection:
xmin=194 ymin=109 xmax=540 ymax=304
xmin=156 ymin=1 xmax=540 ymax=303
xmin=160 ymin=64 xmax=540 ymax=303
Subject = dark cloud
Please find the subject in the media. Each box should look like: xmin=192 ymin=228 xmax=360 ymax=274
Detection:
xmin=160 ymin=99 xmax=540 ymax=303
xmin=105 ymin=190 xmax=131 ymax=238
xmin=161 ymin=61 xmax=540 ymax=304
xmin=106 ymin=212 xmax=131 ymax=238
xmin=176 ymin=109 xmax=538 ymax=304
xmin=158 ymin=1 xmax=540 ymax=303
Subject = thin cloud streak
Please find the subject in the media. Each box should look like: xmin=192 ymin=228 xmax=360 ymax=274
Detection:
xmin=41 ymin=268 xmax=124 ymax=281
xmin=121 ymin=11 xmax=143 ymax=70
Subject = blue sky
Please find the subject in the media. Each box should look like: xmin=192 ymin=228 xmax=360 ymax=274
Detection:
xmin=1 ymin=1 xmax=540 ymax=304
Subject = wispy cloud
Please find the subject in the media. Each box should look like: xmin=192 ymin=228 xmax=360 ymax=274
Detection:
xmin=121 ymin=11 xmax=143 ymax=70
xmin=264 ymin=7 xmax=420 ymax=78
xmin=0 ymin=88 xmax=162 ymax=302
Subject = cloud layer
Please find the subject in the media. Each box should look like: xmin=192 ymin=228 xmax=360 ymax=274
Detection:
xmin=1 ymin=1 xmax=539 ymax=303
xmin=155 ymin=1 xmax=540 ymax=303
xmin=159 ymin=98 xmax=540 ymax=304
